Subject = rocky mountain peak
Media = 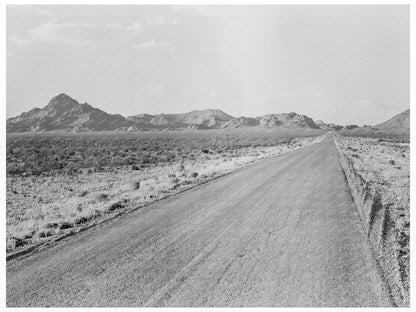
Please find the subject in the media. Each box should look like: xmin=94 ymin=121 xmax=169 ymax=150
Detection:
xmin=46 ymin=93 xmax=78 ymax=111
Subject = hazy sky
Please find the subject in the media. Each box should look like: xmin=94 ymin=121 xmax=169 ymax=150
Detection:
xmin=7 ymin=5 xmax=409 ymax=125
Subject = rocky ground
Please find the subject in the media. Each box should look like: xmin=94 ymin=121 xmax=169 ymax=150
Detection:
xmin=335 ymin=135 xmax=409 ymax=306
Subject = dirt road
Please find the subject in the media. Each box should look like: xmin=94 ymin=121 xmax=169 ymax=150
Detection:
xmin=7 ymin=135 xmax=392 ymax=307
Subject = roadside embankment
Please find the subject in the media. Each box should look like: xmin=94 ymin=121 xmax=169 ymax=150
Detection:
xmin=334 ymin=134 xmax=409 ymax=307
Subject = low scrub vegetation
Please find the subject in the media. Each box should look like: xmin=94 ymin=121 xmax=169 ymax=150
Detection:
xmin=7 ymin=129 xmax=323 ymax=176
xmin=6 ymin=130 xmax=323 ymax=253
xmin=337 ymin=130 xmax=409 ymax=143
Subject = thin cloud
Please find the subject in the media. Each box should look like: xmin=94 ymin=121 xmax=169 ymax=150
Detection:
xmin=9 ymin=22 xmax=95 ymax=46
xmin=102 ymin=16 xmax=174 ymax=36
xmin=103 ymin=21 xmax=143 ymax=34
xmin=134 ymin=39 xmax=175 ymax=51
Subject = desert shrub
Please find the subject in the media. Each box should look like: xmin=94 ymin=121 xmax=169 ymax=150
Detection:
xmin=141 ymin=153 xmax=153 ymax=164
xmin=93 ymin=159 xmax=104 ymax=172
xmin=106 ymin=199 xmax=128 ymax=213
xmin=36 ymin=230 xmax=54 ymax=238
xmin=129 ymin=181 xmax=141 ymax=190
xmin=74 ymin=216 xmax=92 ymax=225
xmin=96 ymin=193 xmax=109 ymax=202
xmin=59 ymin=221 xmax=73 ymax=230
xmin=44 ymin=222 xmax=59 ymax=229
xmin=176 ymin=162 xmax=185 ymax=171
xmin=9 ymin=237 xmax=28 ymax=249
xmin=189 ymin=172 xmax=198 ymax=178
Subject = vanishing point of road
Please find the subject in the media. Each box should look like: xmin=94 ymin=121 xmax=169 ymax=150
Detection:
xmin=7 ymin=135 xmax=392 ymax=307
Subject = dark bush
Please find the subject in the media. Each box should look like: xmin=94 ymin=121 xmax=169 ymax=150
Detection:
xmin=96 ymin=193 xmax=109 ymax=202
xmin=129 ymin=181 xmax=141 ymax=190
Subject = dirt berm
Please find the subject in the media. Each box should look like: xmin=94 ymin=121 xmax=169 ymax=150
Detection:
xmin=334 ymin=136 xmax=409 ymax=307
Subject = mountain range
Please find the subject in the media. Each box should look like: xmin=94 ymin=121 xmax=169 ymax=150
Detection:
xmin=374 ymin=109 xmax=410 ymax=132
xmin=6 ymin=93 xmax=409 ymax=134
xmin=343 ymin=108 xmax=410 ymax=136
